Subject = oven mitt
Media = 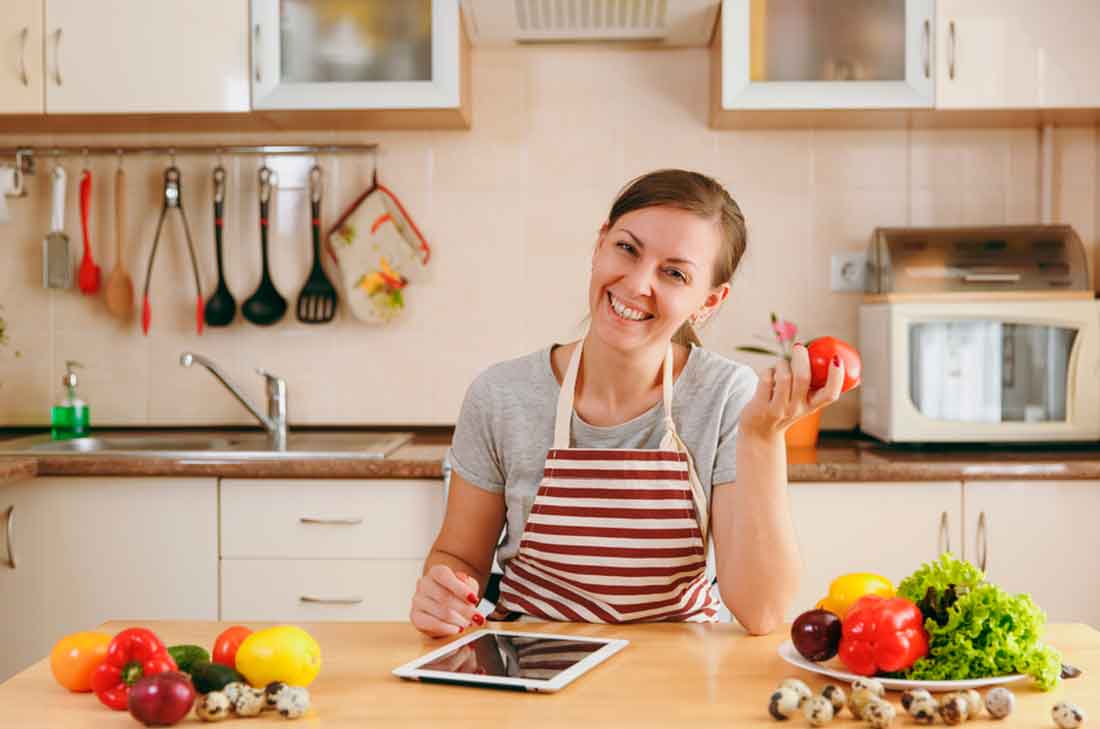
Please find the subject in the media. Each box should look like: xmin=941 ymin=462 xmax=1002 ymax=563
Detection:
xmin=327 ymin=181 xmax=431 ymax=323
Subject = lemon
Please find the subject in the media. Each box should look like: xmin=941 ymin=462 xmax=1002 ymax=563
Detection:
xmin=235 ymin=625 xmax=322 ymax=687
xmin=815 ymin=573 xmax=895 ymax=618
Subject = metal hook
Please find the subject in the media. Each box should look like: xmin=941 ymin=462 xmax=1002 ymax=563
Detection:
xmin=371 ymin=147 xmax=379 ymax=187
xmin=309 ymin=164 xmax=322 ymax=203
xmin=258 ymin=165 xmax=273 ymax=204
xmin=212 ymin=164 xmax=226 ymax=204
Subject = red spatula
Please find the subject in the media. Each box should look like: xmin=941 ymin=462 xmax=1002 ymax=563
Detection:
xmin=77 ymin=170 xmax=101 ymax=295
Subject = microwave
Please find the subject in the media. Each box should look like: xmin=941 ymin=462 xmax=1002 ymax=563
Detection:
xmin=859 ymin=225 xmax=1100 ymax=444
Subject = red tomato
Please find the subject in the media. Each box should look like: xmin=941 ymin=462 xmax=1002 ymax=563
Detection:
xmin=212 ymin=626 xmax=253 ymax=669
xmin=807 ymin=336 xmax=862 ymax=392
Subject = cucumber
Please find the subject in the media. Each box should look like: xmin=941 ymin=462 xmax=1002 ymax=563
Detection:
xmin=167 ymin=644 xmax=210 ymax=675
xmin=189 ymin=660 xmax=245 ymax=694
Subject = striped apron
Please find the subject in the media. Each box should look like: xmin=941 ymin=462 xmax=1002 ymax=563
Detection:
xmin=491 ymin=339 xmax=719 ymax=623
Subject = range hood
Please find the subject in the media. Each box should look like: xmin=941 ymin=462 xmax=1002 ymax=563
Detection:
xmin=460 ymin=0 xmax=720 ymax=46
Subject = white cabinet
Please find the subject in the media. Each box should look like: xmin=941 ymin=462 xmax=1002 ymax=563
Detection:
xmin=1033 ymin=1 xmax=1100 ymax=108
xmin=786 ymin=481 xmax=962 ymax=621
xmin=964 ymin=481 xmax=1100 ymax=627
xmin=43 ymin=0 xmax=249 ymax=113
xmin=250 ymin=0 xmax=462 ymax=111
xmin=0 ymin=1 xmax=44 ymax=113
xmin=219 ymin=479 xmax=444 ymax=621
xmin=0 ymin=477 xmax=219 ymax=684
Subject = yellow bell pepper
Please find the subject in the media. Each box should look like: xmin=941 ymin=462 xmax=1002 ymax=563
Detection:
xmin=815 ymin=573 xmax=895 ymax=618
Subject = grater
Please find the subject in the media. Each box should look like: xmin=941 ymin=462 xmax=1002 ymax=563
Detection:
xmin=43 ymin=166 xmax=72 ymax=289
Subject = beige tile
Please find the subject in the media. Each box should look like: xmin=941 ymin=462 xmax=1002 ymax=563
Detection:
xmin=714 ymin=129 xmax=813 ymax=195
xmin=469 ymin=48 xmax=533 ymax=144
xmin=1006 ymin=127 xmax=1040 ymax=224
xmin=910 ymin=128 xmax=1012 ymax=191
xmin=432 ymin=132 xmax=527 ymax=193
xmin=910 ymin=187 xmax=964 ymax=226
xmin=813 ymin=186 xmax=909 ymax=251
xmin=812 ymin=129 xmax=908 ymax=190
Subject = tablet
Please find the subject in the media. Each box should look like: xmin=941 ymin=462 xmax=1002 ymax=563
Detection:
xmin=392 ymin=629 xmax=629 ymax=693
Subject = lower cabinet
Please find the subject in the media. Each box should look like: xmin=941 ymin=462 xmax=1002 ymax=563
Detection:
xmin=218 ymin=479 xmax=444 ymax=622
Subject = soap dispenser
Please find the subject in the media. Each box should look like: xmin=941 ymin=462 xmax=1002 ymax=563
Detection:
xmin=51 ymin=360 xmax=89 ymax=440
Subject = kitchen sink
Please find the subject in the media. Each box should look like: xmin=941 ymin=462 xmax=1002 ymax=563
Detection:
xmin=0 ymin=430 xmax=414 ymax=460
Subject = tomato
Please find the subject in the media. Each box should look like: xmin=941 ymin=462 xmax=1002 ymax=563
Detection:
xmin=806 ymin=336 xmax=862 ymax=393
xmin=212 ymin=625 xmax=253 ymax=669
xmin=50 ymin=631 xmax=112 ymax=692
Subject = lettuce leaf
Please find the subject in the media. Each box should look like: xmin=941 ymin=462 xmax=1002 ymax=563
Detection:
xmin=897 ymin=552 xmax=984 ymax=603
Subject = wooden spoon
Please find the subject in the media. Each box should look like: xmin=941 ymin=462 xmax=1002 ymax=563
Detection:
xmin=104 ymin=167 xmax=134 ymax=319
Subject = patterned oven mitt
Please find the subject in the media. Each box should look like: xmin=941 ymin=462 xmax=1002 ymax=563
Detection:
xmin=326 ymin=179 xmax=431 ymax=323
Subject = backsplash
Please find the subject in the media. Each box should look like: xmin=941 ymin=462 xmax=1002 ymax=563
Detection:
xmin=0 ymin=47 xmax=1097 ymax=429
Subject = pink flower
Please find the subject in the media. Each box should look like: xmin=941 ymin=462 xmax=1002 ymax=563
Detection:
xmin=772 ymin=318 xmax=797 ymax=343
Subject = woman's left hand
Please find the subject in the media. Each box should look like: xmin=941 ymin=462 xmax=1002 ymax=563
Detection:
xmin=738 ymin=343 xmax=849 ymax=441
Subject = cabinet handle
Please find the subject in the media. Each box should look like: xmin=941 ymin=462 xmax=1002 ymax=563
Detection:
xmin=948 ymin=21 xmax=956 ymax=81
xmin=3 ymin=506 xmax=14 ymax=569
xmin=52 ymin=28 xmax=62 ymax=86
xmin=938 ymin=511 xmax=950 ymax=555
xmin=253 ymin=24 xmax=262 ymax=83
xmin=976 ymin=511 xmax=988 ymax=573
xmin=18 ymin=27 xmax=29 ymax=86
xmin=299 ymin=595 xmax=364 ymax=605
xmin=921 ymin=19 xmax=930 ymax=79
xmin=299 ymin=516 xmax=363 ymax=525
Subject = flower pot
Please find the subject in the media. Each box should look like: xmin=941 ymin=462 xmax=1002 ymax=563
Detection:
xmin=785 ymin=408 xmax=822 ymax=448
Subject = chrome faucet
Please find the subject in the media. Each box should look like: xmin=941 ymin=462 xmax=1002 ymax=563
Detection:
xmin=179 ymin=352 xmax=287 ymax=449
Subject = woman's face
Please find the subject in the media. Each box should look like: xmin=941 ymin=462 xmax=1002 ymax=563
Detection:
xmin=588 ymin=205 xmax=728 ymax=353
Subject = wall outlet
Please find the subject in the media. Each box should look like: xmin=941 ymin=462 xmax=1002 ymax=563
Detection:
xmin=831 ymin=252 xmax=867 ymax=292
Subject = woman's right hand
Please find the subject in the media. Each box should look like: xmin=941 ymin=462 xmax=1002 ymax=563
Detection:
xmin=410 ymin=564 xmax=486 ymax=638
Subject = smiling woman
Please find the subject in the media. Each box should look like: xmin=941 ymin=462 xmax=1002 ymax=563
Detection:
xmin=410 ymin=169 xmax=851 ymax=637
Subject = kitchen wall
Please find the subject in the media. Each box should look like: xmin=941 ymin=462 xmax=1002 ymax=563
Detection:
xmin=0 ymin=47 xmax=1097 ymax=429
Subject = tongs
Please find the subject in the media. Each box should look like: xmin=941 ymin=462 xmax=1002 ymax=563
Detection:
xmin=142 ymin=165 xmax=203 ymax=336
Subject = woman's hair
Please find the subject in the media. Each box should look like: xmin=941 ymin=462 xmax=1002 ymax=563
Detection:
xmin=604 ymin=169 xmax=747 ymax=347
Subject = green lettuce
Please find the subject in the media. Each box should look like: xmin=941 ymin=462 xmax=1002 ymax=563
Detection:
xmin=896 ymin=554 xmax=1062 ymax=690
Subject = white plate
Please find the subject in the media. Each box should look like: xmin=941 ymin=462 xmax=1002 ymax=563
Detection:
xmin=777 ymin=641 xmax=1028 ymax=693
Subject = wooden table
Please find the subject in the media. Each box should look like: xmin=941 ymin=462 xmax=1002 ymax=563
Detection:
xmin=2 ymin=621 xmax=1097 ymax=728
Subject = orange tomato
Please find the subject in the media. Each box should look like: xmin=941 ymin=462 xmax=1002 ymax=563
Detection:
xmin=212 ymin=625 xmax=253 ymax=669
xmin=50 ymin=631 xmax=112 ymax=692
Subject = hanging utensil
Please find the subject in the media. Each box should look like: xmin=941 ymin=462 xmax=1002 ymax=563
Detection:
xmin=104 ymin=166 xmax=135 ymax=319
xmin=296 ymin=165 xmax=338 ymax=324
xmin=141 ymin=165 xmax=204 ymax=336
xmin=242 ymin=166 xmax=287 ymax=326
xmin=42 ymin=165 xmax=71 ymax=289
xmin=77 ymin=169 xmax=101 ymax=295
xmin=203 ymin=165 xmax=236 ymax=327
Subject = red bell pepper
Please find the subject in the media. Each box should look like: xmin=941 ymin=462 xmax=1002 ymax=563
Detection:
xmin=838 ymin=594 xmax=929 ymax=675
xmin=90 ymin=628 xmax=177 ymax=710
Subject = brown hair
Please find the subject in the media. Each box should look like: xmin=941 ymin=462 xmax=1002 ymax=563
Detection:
xmin=604 ymin=169 xmax=748 ymax=347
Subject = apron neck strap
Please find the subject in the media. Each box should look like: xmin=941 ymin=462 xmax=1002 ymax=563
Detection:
xmin=553 ymin=338 xmax=677 ymax=449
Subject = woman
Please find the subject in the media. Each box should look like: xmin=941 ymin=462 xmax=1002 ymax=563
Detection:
xmin=410 ymin=169 xmax=847 ymax=637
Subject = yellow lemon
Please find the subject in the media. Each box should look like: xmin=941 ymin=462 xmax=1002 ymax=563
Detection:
xmin=235 ymin=625 xmax=322 ymax=687
xmin=815 ymin=573 xmax=895 ymax=618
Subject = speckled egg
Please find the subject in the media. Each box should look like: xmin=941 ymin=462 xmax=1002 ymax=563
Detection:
xmin=803 ymin=696 xmax=834 ymax=727
xmin=1052 ymin=701 xmax=1086 ymax=729
xmin=901 ymin=688 xmax=933 ymax=712
xmin=908 ymin=696 xmax=939 ymax=725
xmin=779 ymin=678 xmax=812 ymax=706
xmin=939 ymin=694 xmax=969 ymax=725
xmin=277 ymin=686 xmax=311 ymax=720
xmin=264 ymin=681 xmax=290 ymax=710
xmin=820 ymin=684 xmax=846 ymax=715
xmin=984 ymin=687 xmax=1015 ymax=720
xmin=943 ymin=689 xmax=982 ymax=719
xmin=769 ymin=687 xmax=801 ymax=720
xmin=196 ymin=692 xmax=232 ymax=722
xmin=851 ymin=677 xmax=886 ymax=698
xmin=847 ymin=687 xmax=878 ymax=720
xmin=864 ymin=699 xmax=896 ymax=729
xmin=234 ymin=687 xmax=266 ymax=717
xmin=220 ymin=682 xmax=246 ymax=705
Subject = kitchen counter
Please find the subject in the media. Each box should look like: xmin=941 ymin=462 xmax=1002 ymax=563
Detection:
xmin=1 ymin=620 xmax=1096 ymax=728
xmin=3 ymin=431 xmax=1100 ymax=481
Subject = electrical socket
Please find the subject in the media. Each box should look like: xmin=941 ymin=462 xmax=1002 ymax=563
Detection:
xmin=830 ymin=252 xmax=867 ymax=292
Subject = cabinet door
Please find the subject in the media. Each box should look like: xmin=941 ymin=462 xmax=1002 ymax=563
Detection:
xmin=786 ymin=481 xmax=962 ymax=621
xmin=44 ymin=0 xmax=249 ymax=113
xmin=935 ymin=0 xmax=1039 ymax=109
xmin=0 ymin=0 xmax=44 ymax=113
xmin=965 ymin=481 xmax=1100 ymax=627
xmin=1034 ymin=0 xmax=1100 ymax=108
xmin=0 ymin=480 xmax=49 ymax=684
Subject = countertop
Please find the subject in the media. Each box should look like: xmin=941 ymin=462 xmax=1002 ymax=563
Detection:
xmin=1 ymin=620 xmax=1096 ymax=728
xmin=3 ymin=431 xmax=1100 ymax=481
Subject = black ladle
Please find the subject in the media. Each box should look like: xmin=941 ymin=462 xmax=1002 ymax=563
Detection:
xmin=242 ymin=166 xmax=287 ymax=326
xmin=203 ymin=166 xmax=236 ymax=326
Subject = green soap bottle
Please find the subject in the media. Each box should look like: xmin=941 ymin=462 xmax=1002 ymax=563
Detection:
xmin=51 ymin=360 xmax=89 ymax=440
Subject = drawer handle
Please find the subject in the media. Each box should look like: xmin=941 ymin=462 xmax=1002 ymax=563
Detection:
xmin=937 ymin=511 xmax=950 ymax=555
xmin=299 ymin=516 xmax=363 ymax=525
xmin=976 ymin=511 xmax=988 ymax=573
xmin=300 ymin=595 xmax=364 ymax=605
xmin=3 ymin=506 xmax=14 ymax=569
xmin=52 ymin=28 xmax=62 ymax=86
xmin=19 ymin=27 xmax=29 ymax=87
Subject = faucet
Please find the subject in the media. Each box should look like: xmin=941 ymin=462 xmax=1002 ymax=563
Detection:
xmin=179 ymin=352 xmax=287 ymax=449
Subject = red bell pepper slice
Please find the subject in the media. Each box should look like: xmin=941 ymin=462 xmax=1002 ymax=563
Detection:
xmin=90 ymin=627 xmax=177 ymax=710
xmin=838 ymin=594 xmax=929 ymax=675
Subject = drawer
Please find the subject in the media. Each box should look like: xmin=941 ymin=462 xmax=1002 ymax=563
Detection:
xmin=220 ymin=479 xmax=443 ymax=559
xmin=220 ymin=558 xmax=420 ymax=622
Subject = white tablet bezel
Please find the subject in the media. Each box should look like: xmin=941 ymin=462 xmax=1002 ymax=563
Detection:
xmin=392 ymin=629 xmax=629 ymax=693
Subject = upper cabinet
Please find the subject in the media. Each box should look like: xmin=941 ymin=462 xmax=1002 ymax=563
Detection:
xmin=44 ymin=0 xmax=249 ymax=113
xmin=250 ymin=0 xmax=462 ymax=111
xmin=0 ymin=0 xmax=44 ymax=114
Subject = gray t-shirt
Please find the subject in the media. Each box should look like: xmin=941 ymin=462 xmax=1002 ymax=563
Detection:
xmin=447 ymin=343 xmax=760 ymax=568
